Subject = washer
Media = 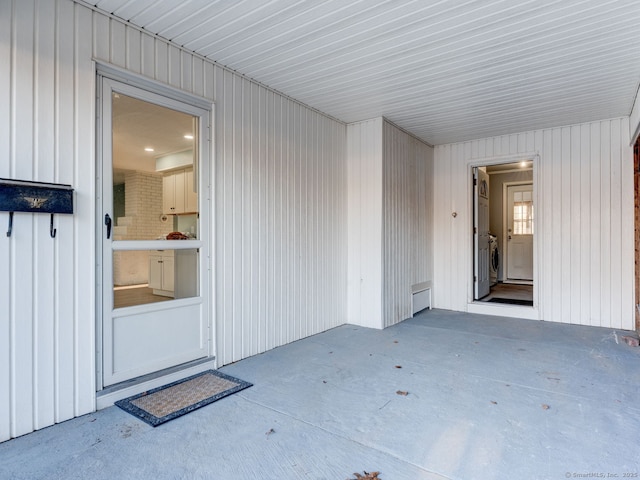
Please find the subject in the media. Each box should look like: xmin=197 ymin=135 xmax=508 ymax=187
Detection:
xmin=489 ymin=234 xmax=499 ymax=286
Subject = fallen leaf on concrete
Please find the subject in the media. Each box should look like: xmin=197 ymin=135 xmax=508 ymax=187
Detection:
xmin=350 ymin=471 xmax=381 ymax=480
xmin=393 ymin=340 xmax=399 ymax=344
xmin=490 ymin=401 xmax=497 ymax=405
xmin=622 ymin=336 xmax=639 ymax=347
xmin=396 ymin=390 xmax=408 ymax=396
xmin=542 ymin=404 xmax=550 ymax=410
xmin=265 ymin=428 xmax=275 ymax=436
xmin=394 ymin=365 xmax=402 ymax=369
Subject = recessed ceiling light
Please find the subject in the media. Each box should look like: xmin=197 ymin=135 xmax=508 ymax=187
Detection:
xmin=184 ymin=134 xmax=194 ymax=140
xmin=144 ymin=147 xmax=154 ymax=152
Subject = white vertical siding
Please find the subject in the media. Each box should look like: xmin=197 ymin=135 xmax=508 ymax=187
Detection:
xmin=1 ymin=0 xmax=346 ymax=441
xmin=212 ymin=68 xmax=346 ymax=365
xmin=433 ymin=118 xmax=634 ymax=330
xmin=346 ymin=118 xmax=433 ymax=329
xmin=346 ymin=118 xmax=384 ymax=328
xmin=382 ymin=121 xmax=433 ymax=327
xmin=0 ymin=0 xmax=11 ymax=445
xmin=0 ymin=0 xmax=96 ymax=441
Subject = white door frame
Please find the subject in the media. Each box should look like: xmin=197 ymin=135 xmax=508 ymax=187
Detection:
xmin=95 ymin=64 xmax=214 ymax=393
xmin=466 ymin=153 xmax=541 ymax=320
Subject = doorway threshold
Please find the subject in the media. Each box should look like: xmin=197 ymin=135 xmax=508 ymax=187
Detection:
xmin=468 ymin=301 xmax=539 ymax=320
xmin=97 ymin=356 xmax=216 ymax=410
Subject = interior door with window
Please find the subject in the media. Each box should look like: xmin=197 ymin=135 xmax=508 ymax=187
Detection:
xmin=506 ymin=183 xmax=534 ymax=282
xmin=99 ymin=77 xmax=210 ymax=388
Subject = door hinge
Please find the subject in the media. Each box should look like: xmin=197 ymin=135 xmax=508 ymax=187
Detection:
xmin=474 ymin=227 xmax=477 ymax=234
xmin=473 ymin=275 xmax=477 ymax=282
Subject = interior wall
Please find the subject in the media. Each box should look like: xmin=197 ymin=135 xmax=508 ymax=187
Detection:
xmin=488 ymin=169 xmax=533 ymax=281
xmin=0 ymin=0 xmax=347 ymax=441
xmin=434 ymin=118 xmax=634 ymax=330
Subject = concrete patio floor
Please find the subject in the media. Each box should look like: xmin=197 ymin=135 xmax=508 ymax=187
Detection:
xmin=1 ymin=309 xmax=639 ymax=480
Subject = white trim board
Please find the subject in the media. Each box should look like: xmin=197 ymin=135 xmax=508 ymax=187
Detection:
xmin=467 ymin=302 xmax=540 ymax=320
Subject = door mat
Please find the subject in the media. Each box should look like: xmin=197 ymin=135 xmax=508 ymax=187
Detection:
xmin=115 ymin=370 xmax=252 ymax=427
xmin=487 ymin=297 xmax=533 ymax=306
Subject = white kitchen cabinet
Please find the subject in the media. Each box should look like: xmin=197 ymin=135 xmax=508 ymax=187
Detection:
xmin=185 ymin=168 xmax=198 ymax=213
xmin=149 ymin=249 xmax=198 ymax=299
xmin=149 ymin=250 xmax=175 ymax=297
xmin=163 ymin=167 xmax=197 ymax=215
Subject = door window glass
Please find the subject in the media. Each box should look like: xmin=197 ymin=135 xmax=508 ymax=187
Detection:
xmin=113 ymin=248 xmax=199 ymax=309
xmin=112 ymin=93 xmax=198 ymax=242
xmin=513 ymin=191 xmax=534 ymax=235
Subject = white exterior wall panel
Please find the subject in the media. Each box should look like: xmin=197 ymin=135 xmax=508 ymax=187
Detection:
xmin=433 ymin=118 xmax=634 ymax=330
xmin=382 ymin=121 xmax=433 ymax=327
xmin=346 ymin=118 xmax=384 ymax=329
xmin=0 ymin=1 xmax=96 ymax=440
xmin=1 ymin=0 xmax=346 ymax=441
xmin=212 ymin=69 xmax=346 ymax=364
xmin=347 ymin=119 xmax=433 ymax=329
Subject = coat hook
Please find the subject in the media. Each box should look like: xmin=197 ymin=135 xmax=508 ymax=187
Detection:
xmin=50 ymin=213 xmax=56 ymax=238
xmin=6 ymin=212 xmax=13 ymax=237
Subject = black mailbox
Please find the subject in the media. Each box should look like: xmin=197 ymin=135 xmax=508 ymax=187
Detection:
xmin=0 ymin=178 xmax=74 ymax=238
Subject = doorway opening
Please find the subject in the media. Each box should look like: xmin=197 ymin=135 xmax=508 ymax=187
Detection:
xmin=473 ymin=161 xmax=534 ymax=306
xmin=96 ymin=73 xmax=212 ymax=392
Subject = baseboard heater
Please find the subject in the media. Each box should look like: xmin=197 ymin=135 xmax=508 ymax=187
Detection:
xmin=412 ymin=282 xmax=432 ymax=314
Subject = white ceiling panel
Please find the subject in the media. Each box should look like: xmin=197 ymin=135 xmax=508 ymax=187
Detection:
xmin=85 ymin=0 xmax=640 ymax=145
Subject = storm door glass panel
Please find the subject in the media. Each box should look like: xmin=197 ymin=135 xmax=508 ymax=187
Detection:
xmin=112 ymin=92 xmax=198 ymax=242
xmin=111 ymin=93 xmax=199 ymax=307
xmin=113 ymin=249 xmax=199 ymax=308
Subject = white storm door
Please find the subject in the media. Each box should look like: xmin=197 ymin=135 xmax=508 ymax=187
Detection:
xmin=99 ymin=77 xmax=210 ymax=388
xmin=474 ymin=168 xmax=491 ymax=299
xmin=506 ymin=183 xmax=534 ymax=281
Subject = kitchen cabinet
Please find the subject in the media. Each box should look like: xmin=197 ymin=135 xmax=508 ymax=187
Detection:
xmin=149 ymin=250 xmax=175 ymax=297
xmin=163 ymin=167 xmax=197 ymax=214
xmin=149 ymin=249 xmax=198 ymax=299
